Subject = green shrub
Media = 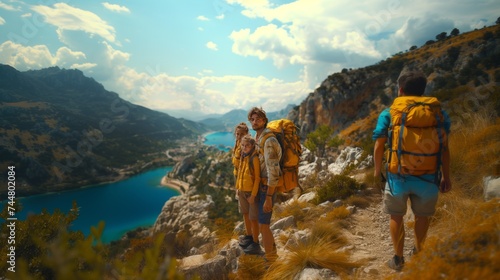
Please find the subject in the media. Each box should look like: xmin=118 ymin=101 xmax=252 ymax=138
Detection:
xmin=314 ymin=174 xmax=363 ymax=204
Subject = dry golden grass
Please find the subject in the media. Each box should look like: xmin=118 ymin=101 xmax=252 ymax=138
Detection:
xmin=398 ymin=199 xmax=500 ymax=280
xmin=323 ymin=206 xmax=351 ymax=221
xmin=273 ymin=199 xmax=316 ymax=230
xmin=447 ymin=113 xmax=500 ymax=197
xmin=405 ymin=25 xmax=499 ymax=63
xmin=340 ymin=113 xmax=379 ymax=142
xmin=309 ymin=221 xmax=348 ymax=247
xmin=210 ymin=218 xmax=238 ymax=255
xmin=264 ymin=234 xmax=362 ymax=280
xmin=229 ymin=255 xmax=268 ymax=280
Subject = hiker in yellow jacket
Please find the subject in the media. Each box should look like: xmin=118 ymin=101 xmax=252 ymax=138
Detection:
xmin=236 ymin=134 xmax=261 ymax=254
xmin=232 ymin=122 xmax=250 ymax=178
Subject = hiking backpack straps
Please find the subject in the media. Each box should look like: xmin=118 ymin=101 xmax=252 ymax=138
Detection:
xmin=257 ymin=119 xmax=302 ymax=193
xmin=387 ymin=97 xmax=445 ymax=186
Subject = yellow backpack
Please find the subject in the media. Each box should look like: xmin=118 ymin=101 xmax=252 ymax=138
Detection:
xmin=387 ymin=96 xmax=446 ymax=183
xmin=258 ymin=119 xmax=302 ymax=193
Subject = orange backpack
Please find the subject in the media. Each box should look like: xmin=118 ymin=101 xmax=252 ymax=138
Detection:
xmin=387 ymin=96 xmax=446 ymax=183
xmin=257 ymin=119 xmax=302 ymax=193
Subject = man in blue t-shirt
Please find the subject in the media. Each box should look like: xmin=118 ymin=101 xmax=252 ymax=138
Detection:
xmin=373 ymin=70 xmax=452 ymax=271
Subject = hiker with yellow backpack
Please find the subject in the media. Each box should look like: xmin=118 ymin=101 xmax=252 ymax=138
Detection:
xmin=244 ymin=107 xmax=302 ymax=261
xmin=373 ymin=70 xmax=452 ymax=271
xmin=235 ymin=134 xmax=262 ymax=255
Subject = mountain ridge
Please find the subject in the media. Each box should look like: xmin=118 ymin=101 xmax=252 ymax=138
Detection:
xmin=289 ymin=24 xmax=500 ymax=144
xmin=0 ymin=65 xmax=207 ymax=196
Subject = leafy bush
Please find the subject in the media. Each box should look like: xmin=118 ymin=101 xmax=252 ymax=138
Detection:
xmin=314 ymin=174 xmax=363 ymax=204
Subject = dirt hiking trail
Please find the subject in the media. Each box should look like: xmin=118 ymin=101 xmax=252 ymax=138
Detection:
xmin=343 ymin=192 xmax=417 ymax=279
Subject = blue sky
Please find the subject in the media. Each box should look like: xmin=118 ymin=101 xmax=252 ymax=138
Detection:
xmin=0 ymin=0 xmax=498 ymax=119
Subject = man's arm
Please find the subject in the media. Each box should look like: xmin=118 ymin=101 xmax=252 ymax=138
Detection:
xmin=372 ymin=109 xmax=390 ymax=178
xmin=373 ymin=137 xmax=387 ymax=177
xmin=264 ymin=136 xmax=282 ymax=194
xmin=440 ymin=144 xmax=452 ymax=193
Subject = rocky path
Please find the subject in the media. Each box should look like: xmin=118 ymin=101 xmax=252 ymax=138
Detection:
xmin=343 ymin=192 xmax=416 ymax=279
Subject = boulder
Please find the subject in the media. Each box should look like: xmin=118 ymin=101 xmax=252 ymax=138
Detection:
xmin=180 ymin=254 xmax=227 ymax=280
xmin=271 ymin=216 xmax=296 ymax=231
xmin=298 ymin=192 xmax=316 ymax=203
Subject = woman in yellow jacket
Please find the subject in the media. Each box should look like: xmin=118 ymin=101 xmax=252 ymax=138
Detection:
xmin=236 ymin=134 xmax=261 ymax=254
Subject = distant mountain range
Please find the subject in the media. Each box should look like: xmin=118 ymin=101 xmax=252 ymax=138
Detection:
xmin=0 ymin=65 xmax=206 ymax=196
xmin=197 ymin=104 xmax=296 ymax=132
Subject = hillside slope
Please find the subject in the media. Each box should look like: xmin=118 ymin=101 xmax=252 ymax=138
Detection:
xmin=289 ymin=24 xmax=500 ymax=144
xmin=0 ymin=65 xmax=206 ymax=196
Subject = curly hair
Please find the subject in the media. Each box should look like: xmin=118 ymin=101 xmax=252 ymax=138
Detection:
xmin=247 ymin=107 xmax=268 ymax=127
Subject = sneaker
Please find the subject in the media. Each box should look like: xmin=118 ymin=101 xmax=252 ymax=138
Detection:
xmin=387 ymin=255 xmax=405 ymax=271
xmin=243 ymin=242 xmax=262 ymax=255
xmin=238 ymin=235 xmax=253 ymax=248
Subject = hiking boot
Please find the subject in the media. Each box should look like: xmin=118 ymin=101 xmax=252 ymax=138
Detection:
xmin=238 ymin=235 xmax=253 ymax=248
xmin=387 ymin=255 xmax=405 ymax=271
xmin=243 ymin=242 xmax=262 ymax=255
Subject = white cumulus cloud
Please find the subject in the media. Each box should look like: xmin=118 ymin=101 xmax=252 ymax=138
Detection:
xmin=206 ymin=41 xmax=218 ymax=51
xmin=32 ymin=3 xmax=117 ymax=43
xmin=102 ymin=2 xmax=131 ymax=13
xmin=0 ymin=41 xmax=87 ymax=70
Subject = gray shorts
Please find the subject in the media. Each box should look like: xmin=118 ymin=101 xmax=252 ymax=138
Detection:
xmin=383 ymin=174 xmax=439 ymax=217
xmin=238 ymin=191 xmax=259 ymax=220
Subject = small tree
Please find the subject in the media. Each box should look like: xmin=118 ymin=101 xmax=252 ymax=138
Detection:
xmin=496 ymin=17 xmax=500 ymax=25
xmin=436 ymin=32 xmax=447 ymax=41
xmin=304 ymin=125 xmax=344 ymax=157
xmin=451 ymin=28 xmax=460 ymax=36
xmin=409 ymin=45 xmax=418 ymax=51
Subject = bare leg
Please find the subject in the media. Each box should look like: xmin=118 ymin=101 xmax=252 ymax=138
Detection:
xmin=260 ymin=224 xmax=277 ymax=261
xmin=390 ymin=215 xmax=405 ymax=257
xmin=251 ymin=219 xmax=260 ymax=243
xmin=414 ymin=215 xmax=430 ymax=252
xmin=243 ymin=213 xmax=252 ymax=236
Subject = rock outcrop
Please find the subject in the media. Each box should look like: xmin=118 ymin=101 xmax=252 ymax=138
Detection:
xmin=152 ymin=187 xmax=214 ymax=253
